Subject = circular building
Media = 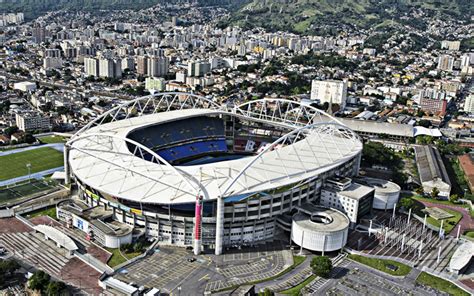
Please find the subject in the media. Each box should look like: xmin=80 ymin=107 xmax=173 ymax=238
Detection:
xmin=65 ymin=93 xmax=362 ymax=255
xmin=359 ymin=177 xmax=400 ymax=210
xmin=291 ymin=207 xmax=349 ymax=252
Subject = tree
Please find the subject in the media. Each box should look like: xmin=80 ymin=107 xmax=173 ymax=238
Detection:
xmin=0 ymin=259 xmax=20 ymax=286
xmin=449 ymin=194 xmax=459 ymax=203
xmin=259 ymin=288 xmax=273 ymax=296
xmin=415 ymin=187 xmax=424 ymax=195
xmin=4 ymin=126 xmax=18 ymax=137
xmin=46 ymin=281 xmax=67 ymax=296
xmin=400 ymin=197 xmax=414 ymax=209
xmin=28 ymin=270 xmax=50 ymax=292
xmin=311 ymin=256 xmax=332 ymax=278
xmin=431 ymin=187 xmax=440 ymax=199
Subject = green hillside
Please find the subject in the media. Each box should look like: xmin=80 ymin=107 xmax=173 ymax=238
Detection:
xmin=224 ymin=0 xmax=473 ymax=34
xmin=0 ymin=0 xmax=247 ymax=20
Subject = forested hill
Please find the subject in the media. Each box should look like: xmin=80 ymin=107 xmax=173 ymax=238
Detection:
xmin=224 ymin=0 xmax=473 ymax=34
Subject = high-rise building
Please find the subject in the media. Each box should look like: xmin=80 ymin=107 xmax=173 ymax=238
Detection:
xmin=310 ymin=79 xmax=348 ymax=110
xmin=99 ymin=58 xmax=122 ymax=78
xmin=437 ymin=55 xmax=454 ymax=71
xmin=136 ymin=56 xmax=148 ymax=76
xmin=147 ymin=56 xmax=169 ymax=77
xmin=187 ymin=61 xmax=211 ymax=77
xmin=44 ymin=48 xmax=61 ymax=58
xmin=84 ymin=57 xmax=99 ymax=77
xmin=464 ymin=95 xmax=474 ymax=114
xmin=121 ymin=57 xmax=135 ymax=72
xmin=32 ymin=27 xmax=50 ymax=44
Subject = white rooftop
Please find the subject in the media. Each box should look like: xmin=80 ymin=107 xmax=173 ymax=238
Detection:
xmin=69 ymin=108 xmax=362 ymax=204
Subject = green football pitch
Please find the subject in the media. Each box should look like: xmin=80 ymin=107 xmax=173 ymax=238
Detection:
xmin=0 ymin=147 xmax=64 ymax=181
xmin=0 ymin=179 xmax=57 ymax=204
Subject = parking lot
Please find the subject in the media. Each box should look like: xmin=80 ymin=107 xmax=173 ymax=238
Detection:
xmin=115 ymin=247 xmax=206 ymax=293
xmin=113 ymin=241 xmax=293 ymax=295
xmin=317 ymin=261 xmax=444 ymax=296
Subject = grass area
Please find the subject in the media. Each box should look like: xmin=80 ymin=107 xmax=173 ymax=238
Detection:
xmin=25 ymin=206 xmax=57 ymax=220
xmin=281 ymin=274 xmax=316 ymax=295
xmin=416 ymin=272 xmax=469 ymax=296
xmin=348 ymin=254 xmax=411 ymax=276
xmin=37 ymin=135 xmax=67 ymax=144
xmin=0 ymin=147 xmax=64 ymax=181
xmin=402 ymin=194 xmax=464 ymax=234
xmin=106 ymin=248 xmax=143 ymax=267
xmin=215 ymin=255 xmax=306 ymax=293
xmin=105 ymin=248 xmax=128 ymax=267
xmin=463 ymin=231 xmax=474 ymax=238
xmin=424 ymin=208 xmax=462 ymax=234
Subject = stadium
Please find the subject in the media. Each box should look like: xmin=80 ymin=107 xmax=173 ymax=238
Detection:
xmin=65 ymin=93 xmax=363 ymax=255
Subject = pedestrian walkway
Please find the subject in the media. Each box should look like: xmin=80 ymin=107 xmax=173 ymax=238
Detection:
xmin=0 ymin=231 xmax=69 ymax=277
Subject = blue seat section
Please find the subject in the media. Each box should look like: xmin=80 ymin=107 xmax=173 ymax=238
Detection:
xmin=157 ymin=139 xmax=227 ymax=162
xmin=128 ymin=116 xmax=225 ymax=150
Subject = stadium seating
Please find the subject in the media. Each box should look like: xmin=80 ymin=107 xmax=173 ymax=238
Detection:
xmin=128 ymin=116 xmax=225 ymax=150
xmin=157 ymin=139 xmax=227 ymax=162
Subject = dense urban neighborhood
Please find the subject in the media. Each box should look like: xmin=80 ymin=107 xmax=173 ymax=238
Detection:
xmin=0 ymin=1 xmax=473 ymax=296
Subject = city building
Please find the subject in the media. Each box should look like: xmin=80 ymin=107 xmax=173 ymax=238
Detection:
xmin=320 ymin=177 xmax=374 ymax=228
xmin=188 ymin=61 xmax=211 ymax=77
xmin=99 ymin=58 xmax=122 ymax=78
xmin=65 ymin=94 xmax=363 ymax=256
xmin=145 ymin=77 xmax=165 ymax=91
xmin=136 ymin=56 xmax=148 ymax=76
xmin=13 ymin=81 xmax=37 ymax=92
xmin=310 ymin=79 xmax=348 ymax=110
xmin=56 ymin=199 xmax=133 ymax=248
xmin=84 ymin=57 xmax=99 ymax=77
xmin=414 ymin=145 xmax=451 ymax=198
xmin=437 ymin=55 xmax=454 ymax=71
xmin=15 ymin=111 xmax=51 ymax=132
xmin=419 ymin=97 xmax=447 ymax=114
xmin=441 ymin=40 xmax=461 ymax=51
xmin=464 ymin=94 xmax=474 ymax=114
xmin=147 ymin=56 xmax=169 ymax=77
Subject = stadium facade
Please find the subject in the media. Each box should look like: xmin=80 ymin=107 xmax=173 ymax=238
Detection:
xmin=65 ymin=93 xmax=363 ymax=255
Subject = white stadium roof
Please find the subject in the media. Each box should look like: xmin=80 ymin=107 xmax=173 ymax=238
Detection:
xmin=68 ymin=93 xmax=362 ymax=204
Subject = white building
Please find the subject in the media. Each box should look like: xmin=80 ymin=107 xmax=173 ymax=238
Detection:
xmin=310 ymin=79 xmax=348 ymax=110
xmin=147 ymin=56 xmax=169 ymax=77
xmin=441 ymin=40 xmax=461 ymax=51
xmin=84 ymin=57 xmax=99 ymax=77
xmin=99 ymin=58 xmax=122 ymax=78
xmin=15 ymin=112 xmax=51 ymax=131
xmin=13 ymin=81 xmax=37 ymax=92
xmin=320 ymin=177 xmax=374 ymax=227
xmin=188 ymin=61 xmax=211 ymax=77
xmin=464 ymin=94 xmax=474 ymax=114
xmin=43 ymin=57 xmax=63 ymax=70
xmin=437 ymin=55 xmax=454 ymax=72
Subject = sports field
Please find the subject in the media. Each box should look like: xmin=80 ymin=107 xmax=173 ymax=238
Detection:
xmin=0 ymin=179 xmax=57 ymax=204
xmin=0 ymin=147 xmax=64 ymax=181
